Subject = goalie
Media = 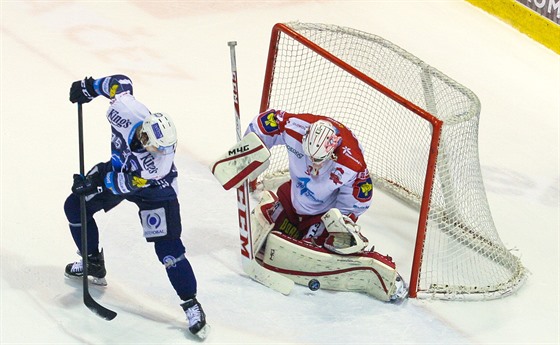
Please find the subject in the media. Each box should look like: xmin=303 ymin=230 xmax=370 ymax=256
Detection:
xmin=213 ymin=109 xmax=407 ymax=302
xmin=246 ymin=110 xmax=373 ymax=252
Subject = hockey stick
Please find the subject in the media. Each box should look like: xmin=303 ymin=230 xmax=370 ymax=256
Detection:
xmin=227 ymin=41 xmax=293 ymax=295
xmin=77 ymin=103 xmax=117 ymax=320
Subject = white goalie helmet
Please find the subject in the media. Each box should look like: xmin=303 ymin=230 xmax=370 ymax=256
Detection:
xmin=140 ymin=112 xmax=177 ymax=155
xmin=302 ymin=119 xmax=341 ymax=164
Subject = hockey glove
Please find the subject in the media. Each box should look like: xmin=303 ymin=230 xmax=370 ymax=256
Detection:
xmin=69 ymin=77 xmax=98 ymax=104
xmin=71 ymin=172 xmax=105 ymax=196
xmin=321 ymin=208 xmax=369 ymax=255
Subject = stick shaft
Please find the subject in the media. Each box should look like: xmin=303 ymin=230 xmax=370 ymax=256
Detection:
xmin=78 ymin=103 xmax=89 ymax=290
xmin=77 ymin=103 xmax=117 ymax=320
xmin=228 ymin=42 xmax=254 ymax=264
xmin=228 ymin=41 xmax=243 ymax=142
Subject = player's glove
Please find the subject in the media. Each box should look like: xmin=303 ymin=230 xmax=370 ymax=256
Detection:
xmin=71 ymin=172 xmax=105 ymax=196
xmin=69 ymin=77 xmax=98 ymax=104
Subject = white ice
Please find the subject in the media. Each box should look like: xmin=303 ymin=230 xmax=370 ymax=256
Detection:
xmin=1 ymin=1 xmax=558 ymax=344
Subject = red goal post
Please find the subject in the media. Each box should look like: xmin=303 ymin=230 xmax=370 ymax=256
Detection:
xmin=255 ymin=22 xmax=526 ymax=300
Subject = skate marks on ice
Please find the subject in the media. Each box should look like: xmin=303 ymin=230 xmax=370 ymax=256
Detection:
xmin=1 ymin=248 xmax=202 ymax=343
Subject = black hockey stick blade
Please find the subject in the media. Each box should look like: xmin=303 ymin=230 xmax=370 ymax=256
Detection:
xmin=84 ymin=294 xmax=117 ymax=320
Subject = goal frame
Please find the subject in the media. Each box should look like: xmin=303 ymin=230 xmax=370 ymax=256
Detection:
xmin=257 ymin=23 xmax=525 ymax=299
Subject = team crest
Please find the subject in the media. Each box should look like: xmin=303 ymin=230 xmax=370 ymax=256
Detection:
xmin=353 ymin=177 xmax=373 ymax=202
xmin=258 ymin=111 xmax=279 ymax=134
xmin=330 ymin=167 xmax=344 ymax=185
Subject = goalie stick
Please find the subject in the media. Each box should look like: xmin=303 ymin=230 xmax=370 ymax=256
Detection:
xmin=77 ymin=103 xmax=117 ymax=320
xmin=227 ymin=41 xmax=293 ymax=295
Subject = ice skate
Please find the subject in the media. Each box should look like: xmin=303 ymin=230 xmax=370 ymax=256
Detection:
xmin=64 ymin=249 xmax=107 ymax=286
xmin=390 ymin=272 xmax=408 ymax=304
xmin=181 ymin=297 xmax=210 ymax=339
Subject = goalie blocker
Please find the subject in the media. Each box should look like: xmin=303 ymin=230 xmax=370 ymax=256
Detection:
xmin=210 ymin=132 xmax=270 ymax=190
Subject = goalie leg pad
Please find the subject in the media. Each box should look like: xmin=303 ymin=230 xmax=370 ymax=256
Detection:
xmin=250 ymin=190 xmax=279 ymax=257
xmin=262 ymin=231 xmax=399 ymax=302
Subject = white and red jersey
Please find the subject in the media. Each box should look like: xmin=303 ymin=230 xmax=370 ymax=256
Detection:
xmin=245 ymin=109 xmax=373 ymax=219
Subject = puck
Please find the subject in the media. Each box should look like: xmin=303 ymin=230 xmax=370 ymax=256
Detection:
xmin=308 ymin=279 xmax=320 ymax=291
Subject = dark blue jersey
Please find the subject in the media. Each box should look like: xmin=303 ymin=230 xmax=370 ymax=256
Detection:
xmin=91 ymin=75 xmax=177 ymax=197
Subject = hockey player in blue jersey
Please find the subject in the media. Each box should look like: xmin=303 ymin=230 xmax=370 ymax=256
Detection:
xmin=64 ymin=75 xmax=209 ymax=339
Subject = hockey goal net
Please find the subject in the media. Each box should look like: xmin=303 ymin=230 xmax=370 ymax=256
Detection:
xmin=255 ymin=22 xmax=526 ymax=300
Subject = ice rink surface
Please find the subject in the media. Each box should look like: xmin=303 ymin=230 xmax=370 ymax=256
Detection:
xmin=1 ymin=1 xmax=558 ymax=344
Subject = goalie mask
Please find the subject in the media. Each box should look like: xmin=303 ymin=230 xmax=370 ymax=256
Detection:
xmin=302 ymin=120 xmax=341 ymax=164
xmin=138 ymin=112 xmax=177 ymax=155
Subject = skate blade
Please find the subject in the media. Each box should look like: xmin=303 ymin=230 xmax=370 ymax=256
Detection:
xmin=193 ymin=324 xmax=210 ymax=340
xmin=390 ymin=294 xmax=408 ymax=305
xmin=91 ymin=276 xmax=107 ymax=286
xmin=65 ymin=273 xmax=108 ymax=286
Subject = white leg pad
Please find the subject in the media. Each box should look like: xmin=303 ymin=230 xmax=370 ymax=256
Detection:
xmin=250 ymin=190 xmax=279 ymax=257
xmin=262 ymin=231 xmax=400 ymax=301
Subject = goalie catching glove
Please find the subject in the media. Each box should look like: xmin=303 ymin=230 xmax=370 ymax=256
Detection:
xmin=321 ymin=208 xmax=369 ymax=255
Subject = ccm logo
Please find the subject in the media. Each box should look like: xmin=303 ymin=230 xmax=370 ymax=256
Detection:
xmin=237 ymin=184 xmax=251 ymax=259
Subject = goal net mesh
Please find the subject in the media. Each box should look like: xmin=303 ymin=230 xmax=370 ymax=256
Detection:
xmin=256 ymin=22 xmax=526 ymax=300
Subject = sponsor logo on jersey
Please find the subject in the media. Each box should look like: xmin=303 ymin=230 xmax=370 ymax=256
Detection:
xmin=357 ymin=169 xmax=369 ymax=180
xmin=352 ymin=205 xmax=369 ymax=210
xmin=117 ymin=173 xmax=130 ymax=194
xmin=286 ymin=143 xmax=304 ymax=159
xmin=330 ymin=167 xmax=344 ymax=185
xmin=353 ymin=177 xmax=373 ymax=202
xmin=342 ymin=145 xmax=362 ymax=165
xmin=259 ymin=111 xmax=279 ymax=134
xmin=140 ymin=153 xmax=158 ymax=174
xmin=278 ymin=219 xmax=298 ymax=239
xmin=296 ymin=177 xmax=323 ymax=203
xmin=141 ymin=208 xmax=167 ymax=238
xmin=107 ymin=109 xmax=132 ymax=128
xmin=102 ymin=78 xmax=111 ymax=94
